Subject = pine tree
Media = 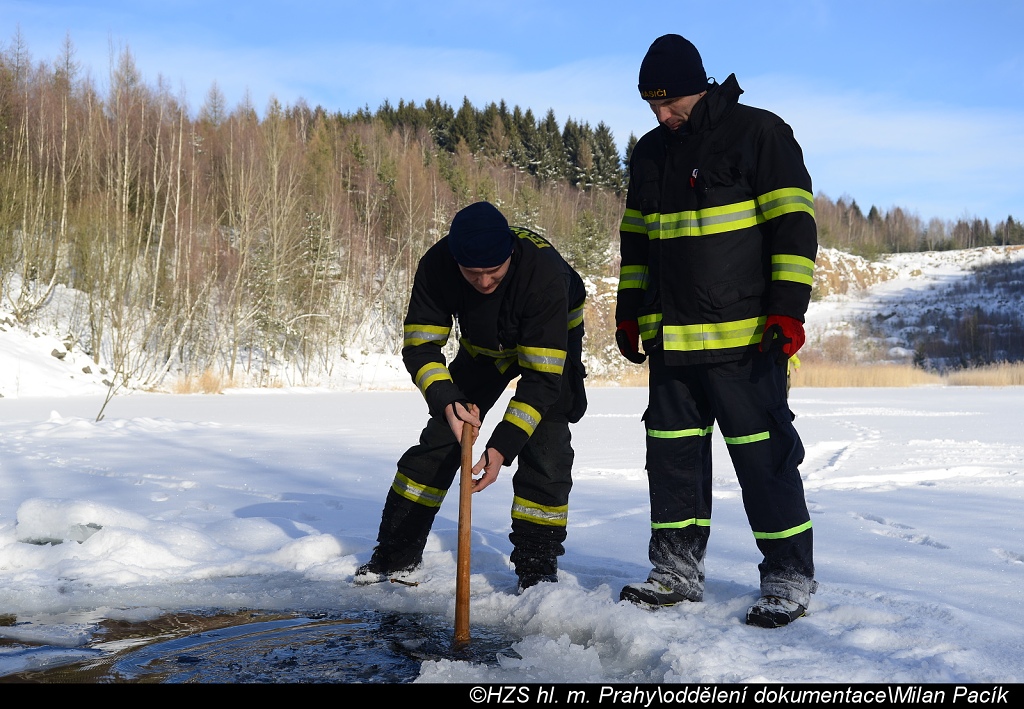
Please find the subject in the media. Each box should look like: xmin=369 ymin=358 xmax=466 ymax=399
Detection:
xmin=535 ymin=108 xmax=567 ymax=182
xmin=624 ymin=133 xmax=638 ymax=168
xmin=423 ymin=97 xmax=455 ymax=151
xmin=480 ymin=101 xmax=509 ymax=160
xmin=508 ymin=106 xmax=537 ymax=172
xmin=375 ymin=99 xmax=396 ymax=129
xmin=591 ymin=122 xmax=623 ymax=191
xmin=562 ymin=117 xmax=590 ymax=187
xmin=1001 ymin=215 xmax=1024 ymax=245
xmin=394 ymin=99 xmax=426 ymax=132
xmin=451 ymin=96 xmax=480 ymax=153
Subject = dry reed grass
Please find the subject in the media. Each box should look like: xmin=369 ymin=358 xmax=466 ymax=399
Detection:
xmin=588 ymin=369 xmax=649 ymax=387
xmin=943 ymin=362 xmax=1024 ymax=386
xmin=167 ymin=361 xmax=1024 ymax=394
xmin=171 ymin=369 xmax=233 ymax=394
xmin=790 ymin=362 xmax=942 ymax=387
xmin=790 ymin=361 xmax=1024 ymax=388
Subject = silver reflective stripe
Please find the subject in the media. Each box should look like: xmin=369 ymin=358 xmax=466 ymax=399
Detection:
xmin=414 ymin=363 xmax=452 ymax=394
xmin=403 ymin=323 xmax=451 ymax=348
xmin=504 ymin=400 xmax=541 ymax=435
xmin=568 ymin=303 xmax=585 ymax=330
xmin=518 ymin=346 xmax=566 ymax=375
xmin=771 ymin=254 xmax=815 ymax=286
xmin=391 ymin=472 xmax=447 ymax=508
xmin=511 ymin=495 xmax=568 ymax=527
xmin=620 ymin=208 xmax=647 ymax=234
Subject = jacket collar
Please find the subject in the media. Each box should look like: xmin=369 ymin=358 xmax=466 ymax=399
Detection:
xmin=672 ymin=73 xmax=744 ymax=136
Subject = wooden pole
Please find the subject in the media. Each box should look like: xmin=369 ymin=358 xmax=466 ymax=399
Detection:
xmin=454 ymin=421 xmax=474 ymax=646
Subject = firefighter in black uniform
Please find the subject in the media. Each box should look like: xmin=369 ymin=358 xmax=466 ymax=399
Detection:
xmin=615 ymin=35 xmax=818 ymax=627
xmin=356 ymin=201 xmax=587 ymax=592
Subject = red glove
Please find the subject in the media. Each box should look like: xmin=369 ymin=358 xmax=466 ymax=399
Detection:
xmin=615 ymin=320 xmax=647 ymax=364
xmin=760 ymin=315 xmax=805 ymax=364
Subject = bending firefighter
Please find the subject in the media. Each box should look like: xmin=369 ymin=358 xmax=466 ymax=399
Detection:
xmin=615 ymin=35 xmax=818 ymax=627
xmin=356 ymin=201 xmax=587 ymax=592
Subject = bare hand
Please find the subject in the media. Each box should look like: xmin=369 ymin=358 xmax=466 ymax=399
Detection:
xmin=446 ymin=402 xmax=481 ymax=443
xmin=471 ymin=447 xmax=504 ymax=492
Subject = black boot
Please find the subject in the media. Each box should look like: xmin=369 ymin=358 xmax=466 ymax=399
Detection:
xmin=620 ymin=580 xmax=699 ymax=607
xmin=745 ymin=595 xmax=807 ymax=627
xmin=355 ymin=491 xmax=435 ymax=585
xmin=511 ymin=549 xmax=558 ymax=594
xmin=354 ymin=550 xmax=421 ymax=585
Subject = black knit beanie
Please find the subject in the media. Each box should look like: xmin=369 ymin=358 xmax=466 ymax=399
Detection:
xmin=447 ymin=201 xmax=514 ymax=268
xmin=638 ymin=34 xmax=708 ymax=100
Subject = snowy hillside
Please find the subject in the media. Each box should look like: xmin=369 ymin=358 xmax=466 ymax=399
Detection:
xmin=806 ymin=245 xmax=1024 ymax=366
xmin=0 ymin=311 xmax=113 ymax=399
xmin=0 ymin=306 xmax=412 ymax=402
xmin=5 ymin=245 xmax=1024 ymax=401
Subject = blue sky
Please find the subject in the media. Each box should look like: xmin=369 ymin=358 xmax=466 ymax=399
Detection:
xmin=3 ymin=0 xmax=1023 ymax=224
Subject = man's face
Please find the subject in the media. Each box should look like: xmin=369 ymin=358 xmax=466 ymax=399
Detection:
xmin=459 ymin=257 xmax=511 ymax=294
xmin=647 ymin=92 xmax=706 ymax=131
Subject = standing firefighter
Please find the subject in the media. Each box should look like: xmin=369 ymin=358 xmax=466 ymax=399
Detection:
xmin=356 ymin=201 xmax=587 ymax=592
xmin=615 ymin=35 xmax=818 ymax=627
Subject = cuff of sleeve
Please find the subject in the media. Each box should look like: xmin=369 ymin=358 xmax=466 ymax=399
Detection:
xmin=486 ymin=422 xmax=529 ymax=466
xmin=767 ymin=284 xmax=810 ymax=322
xmin=425 ymin=381 xmax=465 ymax=418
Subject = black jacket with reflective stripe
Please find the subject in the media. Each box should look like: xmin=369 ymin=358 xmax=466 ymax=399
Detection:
xmin=403 ymin=227 xmax=586 ymax=463
xmin=617 ymin=74 xmax=818 ymax=365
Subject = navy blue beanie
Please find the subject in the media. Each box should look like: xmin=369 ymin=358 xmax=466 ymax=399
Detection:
xmin=447 ymin=202 xmax=514 ymax=268
xmin=638 ymin=34 xmax=708 ymax=100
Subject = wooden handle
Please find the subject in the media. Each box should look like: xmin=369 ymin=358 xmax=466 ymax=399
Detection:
xmin=454 ymin=421 xmax=474 ymax=645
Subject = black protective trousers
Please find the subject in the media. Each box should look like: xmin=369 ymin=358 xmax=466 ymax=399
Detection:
xmin=371 ymin=349 xmax=583 ymax=579
xmin=643 ymin=347 xmax=815 ymax=607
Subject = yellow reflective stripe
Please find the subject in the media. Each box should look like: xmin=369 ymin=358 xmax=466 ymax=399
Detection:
xmin=772 ymin=254 xmax=815 ymax=286
xmin=663 ymin=316 xmax=766 ymax=352
xmin=652 ymin=201 xmax=760 ymax=239
xmin=723 ymin=431 xmax=770 ymax=445
xmin=391 ymin=472 xmax=448 ymax=508
xmin=403 ymin=323 xmax=451 ymax=348
xmin=620 ymin=208 xmax=647 ymax=234
xmin=503 ymin=399 xmax=541 ymax=436
xmin=511 ymin=495 xmax=568 ymax=527
xmin=568 ymin=302 xmax=585 ymax=331
xmin=638 ymin=313 xmax=662 ymax=342
xmin=518 ymin=346 xmax=566 ymax=375
xmin=459 ymin=337 xmax=497 ymax=358
xmin=753 ymin=519 xmax=812 ymax=540
xmin=647 ymin=425 xmax=714 ymax=439
xmin=652 ymin=518 xmax=711 ymax=530
xmin=618 ymin=265 xmax=650 ymax=291
xmin=638 ymin=188 xmax=813 ymax=241
xmin=461 ymin=336 xmax=572 ymax=374
xmin=459 ymin=337 xmax=517 ymax=363
xmin=414 ymin=362 xmax=452 ymax=395
xmin=757 ymin=188 xmax=815 ymax=220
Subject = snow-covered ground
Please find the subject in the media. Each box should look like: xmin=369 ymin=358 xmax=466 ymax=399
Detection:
xmin=1 ymin=248 xmax=1023 ymax=683
xmin=2 ymin=386 xmax=1022 ymax=683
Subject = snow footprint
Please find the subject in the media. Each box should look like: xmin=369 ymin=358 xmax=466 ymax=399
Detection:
xmin=991 ymin=548 xmax=1024 ymax=565
xmin=852 ymin=512 xmax=949 ymax=549
xmin=806 ymin=421 xmax=882 ymax=477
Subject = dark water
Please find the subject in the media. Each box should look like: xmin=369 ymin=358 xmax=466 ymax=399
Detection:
xmin=1 ymin=610 xmax=518 ymax=683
